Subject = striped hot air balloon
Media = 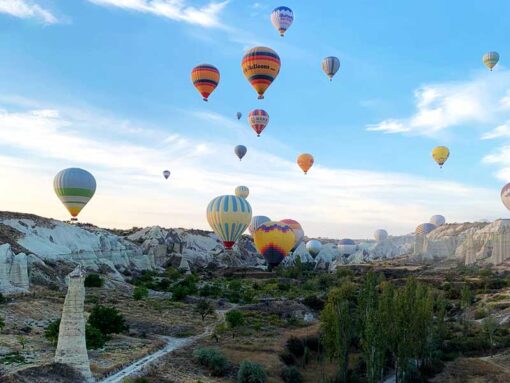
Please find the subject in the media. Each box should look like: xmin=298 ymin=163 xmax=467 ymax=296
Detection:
xmin=248 ymin=109 xmax=269 ymax=137
xmin=297 ymin=153 xmax=314 ymax=174
xmin=374 ymin=229 xmax=388 ymax=242
xmin=242 ymin=47 xmax=281 ymax=99
xmin=483 ymin=51 xmax=499 ymax=71
xmin=306 ymin=239 xmax=322 ymax=259
xmin=206 ymin=195 xmax=252 ymax=250
xmin=415 ymin=223 xmax=437 ymax=236
xmin=234 ymin=145 xmax=247 ymax=161
xmin=322 ymin=56 xmax=340 ymax=81
xmin=338 ymin=239 xmax=356 ymax=256
xmin=191 ymin=64 xmax=220 ymax=101
xmin=430 ymin=215 xmax=446 ymax=226
xmin=235 ymin=185 xmax=249 ymax=199
xmin=54 ymin=168 xmax=96 ymax=221
xmin=280 ymin=218 xmax=304 ymax=251
xmin=271 ymin=6 xmax=294 ymax=37
xmin=253 ymin=221 xmax=295 ymax=269
xmin=249 ymin=215 xmax=271 ymax=235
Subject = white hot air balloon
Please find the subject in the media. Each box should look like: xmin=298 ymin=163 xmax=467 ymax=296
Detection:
xmin=374 ymin=229 xmax=388 ymax=242
xmin=430 ymin=215 xmax=446 ymax=226
xmin=338 ymin=239 xmax=356 ymax=257
xmin=306 ymin=240 xmax=322 ymax=259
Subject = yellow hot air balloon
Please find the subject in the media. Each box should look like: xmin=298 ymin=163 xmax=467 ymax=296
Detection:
xmin=432 ymin=146 xmax=450 ymax=168
xmin=253 ymin=221 xmax=295 ymax=269
xmin=297 ymin=153 xmax=314 ymax=174
xmin=241 ymin=47 xmax=281 ymax=99
xmin=191 ymin=64 xmax=220 ymax=101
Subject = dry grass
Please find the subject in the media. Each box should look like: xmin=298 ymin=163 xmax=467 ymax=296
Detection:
xmin=431 ymin=357 xmax=510 ymax=383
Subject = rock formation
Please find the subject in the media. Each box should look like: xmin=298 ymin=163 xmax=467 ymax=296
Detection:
xmin=0 ymin=243 xmax=29 ymax=293
xmin=54 ymin=266 xmax=94 ymax=382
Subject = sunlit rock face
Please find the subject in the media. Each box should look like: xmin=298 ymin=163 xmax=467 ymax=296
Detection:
xmin=0 ymin=243 xmax=29 ymax=293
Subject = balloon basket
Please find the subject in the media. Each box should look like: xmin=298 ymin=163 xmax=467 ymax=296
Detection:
xmin=258 ymin=95 xmax=264 ymax=100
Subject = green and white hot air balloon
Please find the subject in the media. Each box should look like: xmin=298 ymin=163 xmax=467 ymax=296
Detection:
xmin=54 ymin=168 xmax=96 ymax=221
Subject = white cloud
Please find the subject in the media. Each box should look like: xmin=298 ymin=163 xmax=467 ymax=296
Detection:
xmin=88 ymin=0 xmax=229 ymax=27
xmin=482 ymin=121 xmax=510 ymax=140
xmin=0 ymin=0 xmax=58 ymax=24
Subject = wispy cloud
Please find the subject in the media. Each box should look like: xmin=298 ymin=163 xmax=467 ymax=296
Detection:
xmin=482 ymin=120 xmax=510 ymax=140
xmin=88 ymin=0 xmax=229 ymax=27
xmin=0 ymin=0 xmax=58 ymax=24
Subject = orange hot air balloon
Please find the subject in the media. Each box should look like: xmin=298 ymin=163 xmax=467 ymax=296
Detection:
xmin=297 ymin=153 xmax=314 ymax=174
xmin=241 ymin=47 xmax=281 ymax=99
xmin=191 ymin=64 xmax=220 ymax=101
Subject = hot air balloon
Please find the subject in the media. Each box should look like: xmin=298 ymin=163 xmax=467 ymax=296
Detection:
xmin=271 ymin=6 xmax=294 ymax=37
xmin=248 ymin=109 xmax=269 ymax=137
xmin=338 ymin=239 xmax=356 ymax=257
xmin=234 ymin=145 xmax=247 ymax=161
xmin=306 ymin=240 xmax=322 ymax=259
xmin=236 ymin=112 xmax=242 ymax=120
xmin=432 ymin=146 xmax=449 ymax=168
xmin=483 ymin=51 xmax=499 ymax=71
xmin=206 ymin=195 xmax=252 ymax=250
xmin=501 ymin=183 xmax=510 ymax=211
xmin=280 ymin=218 xmax=304 ymax=251
xmin=430 ymin=215 xmax=446 ymax=226
xmin=322 ymin=56 xmax=340 ymax=81
xmin=235 ymin=185 xmax=249 ymax=199
xmin=374 ymin=229 xmax=388 ymax=242
xmin=54 ymin=168 xmax=96 ymax=221
xmin=415 ymin=223 xmax=437 ymax=236
xmin=191 ymin=64 xmax=220 ymax=101
xmin=249 ymin=215 xmax=271 ymax=235
xmin=241 ymin=47 xmax=281 ymax=99
xmin=297 ymin=153 xmax=314 ymax=174
xmin=163 ymin=170 xmax=171 ymax=179
xmin=253 ymin=221 xmax=295 ymax=269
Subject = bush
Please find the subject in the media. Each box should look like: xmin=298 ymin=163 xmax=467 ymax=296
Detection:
xmin=474 ymin=308 xmax=487 ymax=320
xmin=237 ymin=360 xmax=267 ymax=383
xmin=44 ymin=319 xmax=60 ymax=345
xmin=286 ymin=336 xmax=305 ymax=358
xmin=279 ymin=351 xmax=297 ymax=366
xmin=281 ymin=366 xmax=303 ymax=383
xmin=193 ymin=347 xmax=229 ymax=377
xmin=303 ymin=295 xmax=324 ymax=311
xmin=226 ymin=310 xmax=245 ymax=337
xmin=45 ymin=319 xmax=106 ymax=349
xmin=0 ymin=292 xmax=10 ymax=304
xmin=88 ymin=305 xmax=128 ymax=337
xmin=199 ymin=283 xmax=222 ymax=298
xmin=133 ymin=285 xmax=149 ymax=300
xmin=195 ymin=299 xmax=214 ymax=321
xmin=84 ymin=274 xmax=104 ymax=288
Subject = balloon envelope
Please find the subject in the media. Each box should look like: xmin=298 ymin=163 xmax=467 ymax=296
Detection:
xmin=54 ymin=168 xmax=96 ymax=220
xmin=241 ymin=47 xmax=281 ymax=99
xmin=271 ymin=6 xmax=294 ymax=37
xmin=322 ymin=56 xmax=340 ymax=80
xmin=249 ymin=215 xmax=271 ymax=235
xmin=236 ymin=112 xmax=242 ymax=120
xmin=306 ymin=239 xmax=322 ymax=258
xmin=163 ymin=170 xmax=170 ymax=179
xmin=280 ymin=218 xmax=304 ymax=251
xmin=234 ymin=145 xmax=247 ymax=160
xmin=430 ymin=215 xmax=446 ymax=226
xmin=206 ymin=195 xmax=252 ymax=249
xmin=191 ymin=64 xmax=220 ymax=101
xmin=374 ymin=229 xmax=388 ymax=242
xmin=235 ymin=185 xmax=249 ymax=199
xmin=416 ymin=223 xmax=437 ymax=236
xmin=248 ymin=109 xmax=269 ymax=137
xmin=432 ymin=146 xmax=449 ymax=168
xmin=297 ymin=153 xmax=314 ymax=174
xmin=483 ymin=51 xmax=499 ymax=71
xmin=253 ymin=221 xmax=295 ymax=269
xmin=338 ymin=239 xmax=356 ymax=256
xmin=501 ymin=183 xmax=510 ymax=211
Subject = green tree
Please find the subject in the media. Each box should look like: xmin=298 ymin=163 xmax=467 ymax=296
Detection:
xmin=482 ymin=310 xmax=498 ymax=357
xmin=88 ymin=305 xmax=128 ymax=337
xmin=16 ymin=335 xmax=26 ymax=350
xmin=84 ymin=274 xmax=104 ymax=288
xmin=195 ymin=299 xmax=214 ymax=321
xmin=460 ymin=284 xmax=473 ymax=310
xmin=45 ymin=318 xmax=106 ymax=350
xmin=225 ymin=310 xmax=245 ymax=338
xmin=45 ymin=319 xmax=61 ymax=346
xmin=133 ymin=285 xmax=149 ymax=300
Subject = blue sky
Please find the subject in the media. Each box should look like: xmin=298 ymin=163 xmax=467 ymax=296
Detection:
xmin=1 ymin=0 xmax=510 ymax=238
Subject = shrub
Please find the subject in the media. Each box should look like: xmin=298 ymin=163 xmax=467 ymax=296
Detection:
xmin=195 ymin=299 xmax=214 ymax=321
xmin=303 ymin=295 xmax=324 ymax=311
xmin=84 ymin=274 xmax=104 ymax=288
xmin=0 ymin=292 xmax=10 ymax=304
xmin=88 ymin=305 xmax=128 ymax=337
xmin=44 ymin=319 xmax=61 ymax=345
xmin=226 ymin=310 xmax=245 ymax=337
xmin=199 ymin=283 xmax=222 ymax=298
xmin=281 ymin=366 xmax=303 ymax=383
xmin=286 ymin=336 xmax=305 ymax=358
xmin=133 ymin=285 xmax=149 ymax=300
xmin=171 ymin=285 xmax=189 ymax=301
xmin=474 ymin=308 xmax=487 ymax=320
xmin=193 ymin=347 xmax=229 ymax=377
xmin=45 ymin=319 xmax=106 ymax=349
xmin=279 ymin=351 xmax=296 ymax=366
xmin=157 ymin=278 xmax=171 ymax=291
xmin=237 ymin=360 xmax=267 ymax=383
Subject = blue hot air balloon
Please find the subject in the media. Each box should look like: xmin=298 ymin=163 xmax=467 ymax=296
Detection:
xmin=234 ymin=145 xmax=247 ymax=161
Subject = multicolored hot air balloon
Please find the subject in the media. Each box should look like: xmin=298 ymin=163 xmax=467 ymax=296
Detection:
xmin=322 ymin=56 xmax=340 ymax=81
xmin=249 ymin=215 xmax=271 ymax=235
xmin=191 ymin=64 xmax=220 ymax=101
xmin=297 ymin=153 xmax=314 ymax=174
xmin=338 ymin=239 xmax=356 ymax=256
xmin=271 ymin=6 xmax=294 ymax=37
xmin=248 ymin=109 xmax=269 ymax=137
xmin=415 ymin=223 xmax=437 ymax=236
xmin=236 ymin=112 xmax=242 ymax=120
xmin=242 ymin=47 xmax=281 ymax=99
xmin=501 ymin=183 xmax=510 ymax=212
xmin=306 ymin=239 xmax=322 ymax=259
xmin=483 ymin=51 xmax=500 ymax=71
xmin=253 ymin=221 xmax=295 ymax=269
xmin=280 ymin=218 xmax=304 ymax=251
xmin=206 ymin=195 xmax=252 ymax=250
xmin=163 ymin=170 xmax=171 ymax=179
xmin=432 ymin=146 xmax=449 ymax=168
xmin=54 ymin=168 xmax=96 ymax=221
xmin=235 ymin=185 xmax=249 ymax=199
xmin=430 ymin=215 xmax=446 ymax=226
xmin=374 ymin=229 xmax=388 ymax=242
xmin=234 ymin=145 xmax=247 ymax=161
